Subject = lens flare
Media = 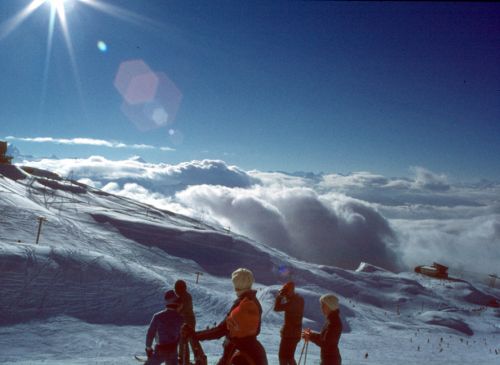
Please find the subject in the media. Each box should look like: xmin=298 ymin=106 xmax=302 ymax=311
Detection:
xmin=97 ymin=40 xmax=107 ymax=52
xmin=276 ymin=265 xmax=292 ymax=279
xmin=114 ymin=60 xmax=158 ymax=105
xmin=151 ymin=107 xmax=169 ymax=126
xmin=114 ymin=60 xmax=182 ymax=131
xmin=168 ymin=129 xmax=184 ymax=145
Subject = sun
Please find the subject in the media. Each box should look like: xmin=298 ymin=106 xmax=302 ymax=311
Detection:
xmin=46 ymin=0 xmax=69 ymax=7
xmin=45 ymin=0 xmax=76 ymax=16
xmin=0 ymin=0 xmax=163 ymax=112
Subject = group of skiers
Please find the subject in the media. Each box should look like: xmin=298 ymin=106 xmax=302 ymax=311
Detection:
xmin=144 ymin=268 xmax=342 ymax=365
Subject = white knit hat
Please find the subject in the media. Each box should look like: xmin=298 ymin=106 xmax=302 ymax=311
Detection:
xmin=231 ymin=268 xmax=254 ymax=295
xmin=320 ymin=293 xmax=339 ymax=311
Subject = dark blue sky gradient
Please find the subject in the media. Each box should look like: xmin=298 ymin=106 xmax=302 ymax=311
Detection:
xmin=0 ymin=1 xmax=499 ymax=180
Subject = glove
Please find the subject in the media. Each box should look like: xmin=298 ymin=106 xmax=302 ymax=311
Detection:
xmin=145 ymin=347 xmax=154 ymax=358
xmin=302 ymin=329 xmax=312 ymax=342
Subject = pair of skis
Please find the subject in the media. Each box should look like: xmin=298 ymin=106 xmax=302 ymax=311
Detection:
xmin=180 ymin=332 xmax=207 ymax=365
xmin=134 ymin=332 xmax=207 ymax=365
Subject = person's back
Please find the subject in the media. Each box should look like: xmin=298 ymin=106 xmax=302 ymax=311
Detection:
xmin=147 ymin=309 xmax=184 ymax=348
xmin=276 ymin=293 xmax=304 ymax=339
xmin=177 ymin=291 xmax=196 ymax=328
xmin=145 ymin=290 xmax=184 ymax=365
xmin=274 ymin=282 xmax=304 ymax=365
xmin=175 ymin=280 xmax=196 ymax=364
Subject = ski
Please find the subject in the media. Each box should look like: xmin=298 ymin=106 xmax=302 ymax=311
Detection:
xmin=191 ymin=335 xmax=207 ymax=365
xmin=134 ymin=354 xmax=147 ymax=363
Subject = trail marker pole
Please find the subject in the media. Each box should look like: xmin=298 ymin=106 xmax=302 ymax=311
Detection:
xmin=489 ymin=274 xmax=498 ymax=288
xmin=195 ymin=272 xmax=203 ymax=284
xmin=35 ymin=216 xmax=47 ymax=244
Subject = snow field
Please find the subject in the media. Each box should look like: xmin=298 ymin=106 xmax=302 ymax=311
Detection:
xmin=1 ymin=166 xmax=499 ymax=364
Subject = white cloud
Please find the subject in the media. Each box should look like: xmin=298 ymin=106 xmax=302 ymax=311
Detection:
xmin=5 ymin=136 xmax=174 ymax=151
xmin=410 ymin=166 xmax=450 ymax=192
xmin=160 ymin=147 xmax=175 ymax=151
xmin=24 ymin=157 xmax=258 ymax=194
xmin=19 ymin=156 xmax=500 ymax=275
xmin=393 ymin=215 xmax=500 ymax=276
xmin=174 ymin=184 xmax=401 ymax=271
xmin=319 ymin=167 xmax=451 ymax=193
xmin=319 ymin=171 xmax=393 ymax=190
xmin=77 ymin=178 xmax=100 ymax=189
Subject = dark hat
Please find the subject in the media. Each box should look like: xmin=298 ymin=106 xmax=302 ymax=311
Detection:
xmin=164 ymin=290 xmax=178 ymax=305
xmin=174 ymin=280 xmax=187 ymax=294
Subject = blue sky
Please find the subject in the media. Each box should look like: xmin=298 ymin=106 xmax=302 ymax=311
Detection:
xmin=1 ymin=0 xmax=499 ymax=180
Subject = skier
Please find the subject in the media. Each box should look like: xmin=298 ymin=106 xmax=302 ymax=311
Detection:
xmin=144 ymin=290 xmax=184 ymax=365
xmin=302 ymin=294 xmax=342 ymax=365
xmin=175 ymin=279 xmax=196 ymax=364
xmin=273 ymin=281 xmax=304 ymax=365
xmin=183 ymin=268 xmax=268 ymax=365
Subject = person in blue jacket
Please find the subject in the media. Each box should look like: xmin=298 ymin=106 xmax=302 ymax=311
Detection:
xmin=145 ymin=290 xmax=184 ymax=365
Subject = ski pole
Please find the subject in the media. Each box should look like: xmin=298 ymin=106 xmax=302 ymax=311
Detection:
xmin=297 ymin=340 xmax=307 ymax=365
xmin=303 ymin=340 xmax=309 ymax=365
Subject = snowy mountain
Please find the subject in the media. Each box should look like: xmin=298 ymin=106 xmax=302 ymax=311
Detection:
xmin=0 ymin=164 xmax=499 ymax=364
xmin=5 ymin=144 xmax=35 ymax=163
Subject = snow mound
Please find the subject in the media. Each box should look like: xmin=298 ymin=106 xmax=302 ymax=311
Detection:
xmin=417 ymin=311 xmax=473 ymax=336
xmin=90 ymin=213 xmax=277 ymax=283
xmin=0 ymin=243 xmax=167 ymax=325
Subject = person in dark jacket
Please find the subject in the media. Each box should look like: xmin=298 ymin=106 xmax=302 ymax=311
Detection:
xmin=302 ymin=294 xmax=342 ymax=365
xmin=274 ymin=281 xmax=304 ymax=365
xmin=175 ymin=279 xmax=197 ymax=364
xmin=145 ymin=290 xmax=184 ymax=365
xmin=184 ymin=268 xmax=268 ymax=365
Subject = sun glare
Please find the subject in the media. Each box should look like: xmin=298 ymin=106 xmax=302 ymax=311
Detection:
xmin=0 ymin=0 xmax=165 ymax=117
xmin=47 ymin=0 xmax=68 ymax=6
xmin=45 ymin=0 xmax=72 ymax=17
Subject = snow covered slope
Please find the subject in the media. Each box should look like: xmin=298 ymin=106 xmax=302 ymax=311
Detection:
xmin=1 ymin=165 xmax=499 ymax=364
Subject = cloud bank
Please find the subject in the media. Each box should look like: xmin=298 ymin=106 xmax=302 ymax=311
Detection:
xmin=176 ymin=185 xmax=400 ymax=271
xmin=24 ymin=156 xmax=258 ymax=195
xmin=22 ymin=156 xmax=500 ymax=275
xmin=5 ymin=136 xmax=174 ymax=151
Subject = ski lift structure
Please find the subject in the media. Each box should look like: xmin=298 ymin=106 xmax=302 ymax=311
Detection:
xmin=0 ymin=141 xmax=13 ymax=164
xmin=414 ymin=262 xmax=449 ymax=279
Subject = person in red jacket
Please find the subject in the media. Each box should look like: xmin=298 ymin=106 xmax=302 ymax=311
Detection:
xmin=302 ymin=294 xmax=342 ymax=365
xmin=274 ymin=281 xmax=304 ymax=365
xmin=184 ymin=268 xmax=268 ymax=365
